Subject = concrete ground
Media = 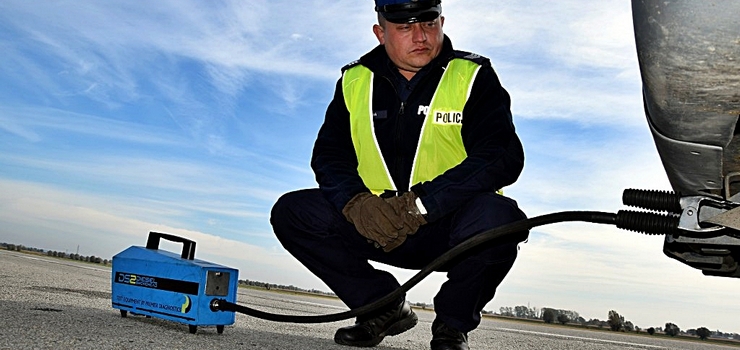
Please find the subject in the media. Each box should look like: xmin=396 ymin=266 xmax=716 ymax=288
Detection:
xmin=1 ymin=249 xmax=736 ymax=350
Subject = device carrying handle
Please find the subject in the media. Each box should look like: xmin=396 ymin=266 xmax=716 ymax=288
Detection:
xmin=146 ymin=231 xmax=196 ymax=260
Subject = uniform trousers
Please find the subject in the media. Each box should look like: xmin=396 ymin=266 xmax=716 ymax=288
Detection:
xmin=271 ymin=188 xmax=527 ymax=332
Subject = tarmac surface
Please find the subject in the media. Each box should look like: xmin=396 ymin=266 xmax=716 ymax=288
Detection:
xmin=1 ymin=249 xmax=737 ymax=350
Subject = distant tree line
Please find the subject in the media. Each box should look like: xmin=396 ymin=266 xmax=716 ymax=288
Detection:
xmin=2 ymin=243 xmax=44 ymax=253
xmin=495 ymin=305 xmax=738 ymax=340
xmin=2 ymin=242 xmax=110 ymax=265
xmin=238 ymin=279 xmax=336 ymax=297
xmin=498 ymin=305 xmax=584 ymax=325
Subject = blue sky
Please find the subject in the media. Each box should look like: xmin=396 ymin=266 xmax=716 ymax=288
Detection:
xmin=1 ymin=0 xmax=738 ymax=334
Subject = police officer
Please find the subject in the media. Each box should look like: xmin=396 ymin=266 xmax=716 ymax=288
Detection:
xmin=271 ymin=1 xmax=527 ymax=349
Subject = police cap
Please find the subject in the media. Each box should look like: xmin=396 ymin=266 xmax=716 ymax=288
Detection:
xmin=375 ymin=0 xmax=441 ymax=24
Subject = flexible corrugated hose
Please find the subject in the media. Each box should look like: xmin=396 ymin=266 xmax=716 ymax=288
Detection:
xmin=212 ymin=208 xmax=679 ymax=323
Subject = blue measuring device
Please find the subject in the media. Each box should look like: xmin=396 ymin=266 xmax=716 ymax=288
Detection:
xmin=111 ymin=232 xmax=238 ymax=334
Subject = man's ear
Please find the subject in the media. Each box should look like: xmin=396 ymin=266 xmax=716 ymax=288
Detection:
xmin=373 ymin=24 xmax=385 ymax=45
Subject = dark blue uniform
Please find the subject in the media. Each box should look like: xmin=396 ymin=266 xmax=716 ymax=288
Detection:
xmin=271 ymin=35 xmax=527 ymax=333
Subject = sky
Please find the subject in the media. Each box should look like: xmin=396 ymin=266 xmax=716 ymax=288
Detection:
xmin=1 ymin=0 xmax=738 ymax=335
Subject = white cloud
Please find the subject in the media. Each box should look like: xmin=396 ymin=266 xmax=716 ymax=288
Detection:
xmin=443 ymin=0 xmax=643 ymax=127
xmin=0 ymin=179 xmax=297 ymax=273
xmin=0 ymin=118 xmax=41 ymax=142
xmin=0 ymin=106 xmax=184 ymax=145
xmin=499 ymin=226 xmax=740 ymax=330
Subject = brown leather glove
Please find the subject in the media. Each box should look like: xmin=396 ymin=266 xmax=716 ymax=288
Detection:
xmin=343 ymin=192 xmax=407 ymax=250
xmin=384 ymin=191 xmax=428 ymax=236
xmin=375 ymin=192 xmax=428 ymax=252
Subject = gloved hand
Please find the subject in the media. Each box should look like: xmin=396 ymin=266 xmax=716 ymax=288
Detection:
xmin=384 ymin=191 xmax=427 ymax=236
xmin=343 ymin=192 xmax=408 ymax=251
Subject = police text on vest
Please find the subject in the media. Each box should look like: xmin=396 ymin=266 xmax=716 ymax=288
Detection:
xmin=433 ymin=110 xmax=463 ymax=125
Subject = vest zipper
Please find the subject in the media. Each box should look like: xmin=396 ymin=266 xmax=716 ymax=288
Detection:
xmin=381 ymin=75 xmax=405 ymax=192
xmin=395 ymin=101 xmax=406 ymax=191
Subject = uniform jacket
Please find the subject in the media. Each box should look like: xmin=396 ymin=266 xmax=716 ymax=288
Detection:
xmin=311 ymin=35 xmax=524 ymax=223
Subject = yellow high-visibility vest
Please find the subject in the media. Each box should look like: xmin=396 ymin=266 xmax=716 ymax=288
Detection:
xmin=342 ymin=59 xmax=481 ymax=194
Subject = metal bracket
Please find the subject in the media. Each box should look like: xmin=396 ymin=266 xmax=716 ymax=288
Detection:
xmin=677 ymin=196 xmax=735 ymax=235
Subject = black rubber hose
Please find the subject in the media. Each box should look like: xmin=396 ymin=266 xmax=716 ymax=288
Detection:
xmin=212 ymin=210 xmax=618 ymax=323
xmin=622 ymin=189 xmax=681 ymax=213
xmin=615 ymin=210 xmax=679 ymax=235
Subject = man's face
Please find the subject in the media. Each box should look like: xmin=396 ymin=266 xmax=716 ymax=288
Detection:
xmin=373 ymin=16 xmax=445 ymax=79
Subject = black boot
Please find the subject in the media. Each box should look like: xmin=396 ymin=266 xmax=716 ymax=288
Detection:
xmin=334 ymin=300 xmax=418 ymax=347
xmin=430 ymin=319 xmax=469 ymax=350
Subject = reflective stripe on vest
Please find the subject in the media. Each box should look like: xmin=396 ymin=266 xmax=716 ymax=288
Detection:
xmin=343 ymin=59 xmax=481 ymax=195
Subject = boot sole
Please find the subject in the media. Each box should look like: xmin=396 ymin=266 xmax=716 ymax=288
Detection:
xmin=385 ymin=311 xmax=418 ymax=336
xmin=334 ymin=312 xmax=419 ymax=347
